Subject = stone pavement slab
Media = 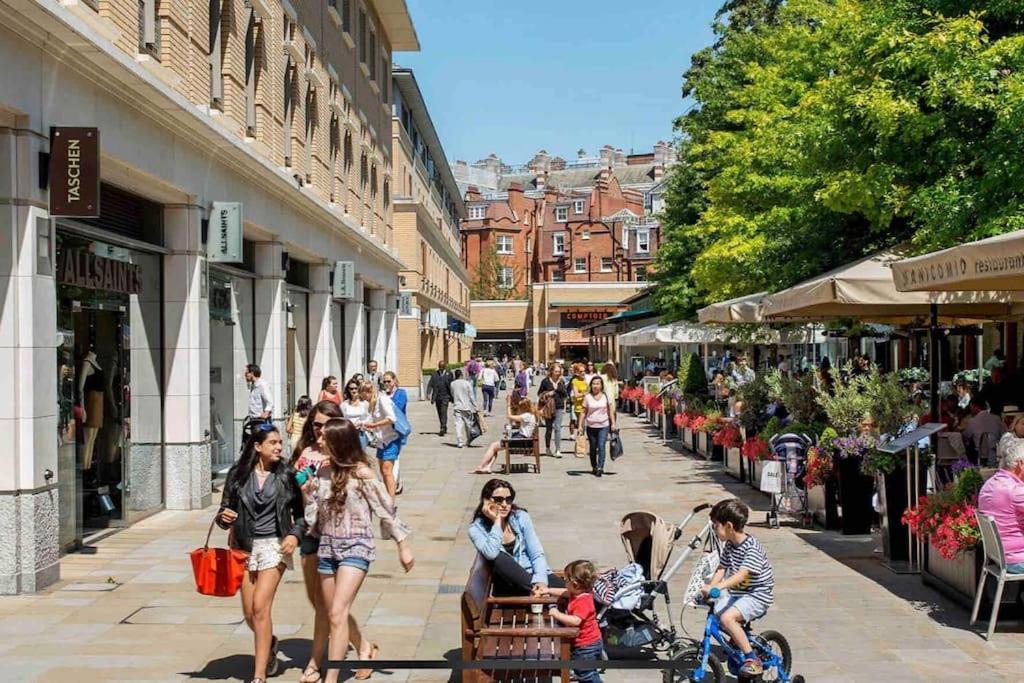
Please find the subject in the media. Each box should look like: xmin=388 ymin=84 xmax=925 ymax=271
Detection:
xmin=1 ymin=393 xmax=1022 ymax=681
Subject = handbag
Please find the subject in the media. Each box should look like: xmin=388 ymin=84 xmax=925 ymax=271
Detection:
xmin=539 ymin=392 xmax=556 ymax=420
xmin=189 ymin=517 xmax=247 ymax=597
xmin=468 ymin=413 xmax=483 ymax=444
xmin=575 ymin=434 xmax=589 ymax=458
xmin=393 ymin=406 xmax=412 ymax=444
xmin=498 ymin=379 xmax=507 ymax=391
xmin=609 ymin=432 xmax=624 ymax=461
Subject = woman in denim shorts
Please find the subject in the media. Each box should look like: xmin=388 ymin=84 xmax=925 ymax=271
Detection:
xmin=291 ymin=400 xmax=350 ymax=683
xmin=303 ymin=418 xmax=415 ymax=682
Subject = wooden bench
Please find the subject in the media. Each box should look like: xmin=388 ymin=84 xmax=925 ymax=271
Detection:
xmin=503 ymin=432 xmax=541 ymax=474
xmin=462 ymin=553 xmax=578 ymax=683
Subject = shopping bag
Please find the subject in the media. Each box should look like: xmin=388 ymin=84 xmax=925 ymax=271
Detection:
xmin=609 ymin=432 xmax=624 ymax=461
xmin=498 ymin=379 xmax=507 ymax=391
xmin=760 ymin=460 xmax=784 ymax=494
xmin=682 ymin=548 xmax=721 ymax=608
xmin=575 ymin=434 xmax=589 ymax=458
xmin=468 ymin=413 xmax=483 ymax=444
xmin=189 ymin=518 xmax=247 ymax=597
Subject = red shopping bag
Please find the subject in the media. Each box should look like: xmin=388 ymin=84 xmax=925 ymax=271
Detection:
xmin=189 ymin=518 xmax=247 ymax=597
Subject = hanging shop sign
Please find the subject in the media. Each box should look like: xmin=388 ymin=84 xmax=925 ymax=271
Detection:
xmin=333 ymin=260 xmax=355 ymax=299
xmin=49 ymin=127 xmax=100 ymax=217
xmin=398 ymin=292 xmax=413 ymax=316
xmin=464 ymin=324 xmax=477 ymax=338
xmin=58 ymin=247 xmax=143 ymax=295
xmin=208 ymin=202 xmax=243 ymax=263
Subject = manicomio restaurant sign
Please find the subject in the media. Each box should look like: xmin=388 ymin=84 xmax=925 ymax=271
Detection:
xmin=891 ymin=230 xmax=1024 ymax=292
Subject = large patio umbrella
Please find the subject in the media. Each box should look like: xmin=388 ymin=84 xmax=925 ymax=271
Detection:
xmin=891 ymin=229 xmax=1024 ymax=292
xmin=762 ymin=250 xmax=1024 ymax=416
xmin=761 ymin=251 xmax=1021 ymax=323
xmin=697 ymin=292 xmax=766 ymax=324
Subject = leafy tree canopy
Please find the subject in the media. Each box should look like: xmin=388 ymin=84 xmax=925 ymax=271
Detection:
xmin=655 ymin=0 xmax=1024 ymax=315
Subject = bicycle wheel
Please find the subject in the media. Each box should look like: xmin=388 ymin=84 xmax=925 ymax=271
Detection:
xmin=752 ymin=629 xmax=792 ymax=681
xmin=661 ymin=647 xmax=725 ymax=683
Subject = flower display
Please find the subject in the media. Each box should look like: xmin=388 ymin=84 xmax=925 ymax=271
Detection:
xmin=803 ymin=446 xmax=834 ymax=489
xmin=645 ymin=393 xmax=664 ymax=413
xmin=673 ymin=412 xmax=688 ymax=429
xmin=697 ymin=411 xmax=725 ymax=433
xmin=689 ymin=415 xmax=707 ymax=432
xmin=712 ymin=423 xmax=742 ymax=449
xmin=740 ymin=435 xmax=772 ymax=461
xmin=902 ymin=467 xmax=984 ymax=560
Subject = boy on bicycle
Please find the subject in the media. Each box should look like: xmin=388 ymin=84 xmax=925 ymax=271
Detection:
xmin=702 ymin=498 xmax=774 ymax=677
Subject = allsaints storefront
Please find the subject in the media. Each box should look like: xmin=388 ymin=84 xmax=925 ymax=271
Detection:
xmin=54 ymin=186 xmax=165 ymax=551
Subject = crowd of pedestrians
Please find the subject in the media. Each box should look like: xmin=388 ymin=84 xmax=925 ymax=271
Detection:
xmin=224 ymin=360 xmax=414 ymax=683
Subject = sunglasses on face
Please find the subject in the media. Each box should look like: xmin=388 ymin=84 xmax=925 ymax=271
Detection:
xmin=489 ymin=495 xmax=514 ymax=505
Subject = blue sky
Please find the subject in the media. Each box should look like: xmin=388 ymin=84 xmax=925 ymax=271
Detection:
xmin=398 ymin=0 xmax=721 ymax=165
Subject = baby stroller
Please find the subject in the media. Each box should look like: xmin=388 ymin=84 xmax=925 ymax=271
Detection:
xmin=596 ymin=507 xmax=717 ymax=659
xmin=765 ymin=433 xmax=812 ymax=529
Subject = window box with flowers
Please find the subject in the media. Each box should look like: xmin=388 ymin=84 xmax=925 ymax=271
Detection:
xmin=903 ymin=464 xmax=1002 ymax=607
xmin=740 ymin=435 xmax=771 ymax=491
xmin=715 ymin=423 xmax=744 ymax=478
xmin=696 ymin=410 xmax=726 ymax=461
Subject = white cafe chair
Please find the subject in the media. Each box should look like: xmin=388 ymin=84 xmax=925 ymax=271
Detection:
xmin=971 ymin=512 xmax=1024 ymax=640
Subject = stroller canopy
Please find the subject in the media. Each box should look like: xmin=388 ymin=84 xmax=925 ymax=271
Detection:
xmin=619 ymin=511 xmax=677 ymax=580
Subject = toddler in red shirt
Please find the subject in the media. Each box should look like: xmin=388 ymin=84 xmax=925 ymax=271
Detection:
xmin=549 ymin=560 xmax=603 ymax=683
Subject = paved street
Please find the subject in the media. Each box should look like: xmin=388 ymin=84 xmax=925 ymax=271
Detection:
xmin=2 ymin=395 xmax=1023 ymax=682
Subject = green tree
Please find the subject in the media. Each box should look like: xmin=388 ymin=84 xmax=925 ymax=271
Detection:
xmin=469 ymin=245 xmax=524 ymax=300
xmin=657 ymin=0 xmax=1024 ymax=307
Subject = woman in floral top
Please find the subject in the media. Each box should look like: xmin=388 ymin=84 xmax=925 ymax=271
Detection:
xmin=303 ymin=418 xmax=414 ymax=682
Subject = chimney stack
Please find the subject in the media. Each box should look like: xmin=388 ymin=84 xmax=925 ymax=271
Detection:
xmin=599 ymin=145 xmax=615 ymax=169
xmin=613 ymin=148 xmax=627 ymax=169
xmin=535 ymin=172 xmax=547 ymax=191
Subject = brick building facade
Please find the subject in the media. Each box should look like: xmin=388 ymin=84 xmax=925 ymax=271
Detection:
xmin=0 ymin=0 xmax=419 ymax=592
xmin=457 ymin=144 xmax=675 ymax=362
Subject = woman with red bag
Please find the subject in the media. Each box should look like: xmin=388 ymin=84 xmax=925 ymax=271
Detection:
xmin=217 ymin=425 xmax=305 ymax=683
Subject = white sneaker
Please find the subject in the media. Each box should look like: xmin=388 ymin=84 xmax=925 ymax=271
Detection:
xmin=554 ymin=450 xmax=562 ymax=458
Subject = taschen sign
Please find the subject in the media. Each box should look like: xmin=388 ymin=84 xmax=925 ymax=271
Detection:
xmin=333 ymin=261 xmax=355 ymax=299
xmin=49 ymin=127 xmax=100 ymax=217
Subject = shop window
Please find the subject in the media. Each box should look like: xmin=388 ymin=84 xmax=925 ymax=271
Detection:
xmin=286 ymin=258 xmax=310 ymax=288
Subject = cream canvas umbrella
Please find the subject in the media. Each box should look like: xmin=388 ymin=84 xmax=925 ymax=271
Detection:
xmin=761 ymin=251 xmax=1022 ymax=323
xmin=891 ymin=229 xmax=1024 ymax=292
xmin=697 ymin=292 xmax=766 ymax=324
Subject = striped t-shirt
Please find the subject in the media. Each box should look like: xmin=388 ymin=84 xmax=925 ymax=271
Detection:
xmin=720 ymin=535 xmax=774 ymax=606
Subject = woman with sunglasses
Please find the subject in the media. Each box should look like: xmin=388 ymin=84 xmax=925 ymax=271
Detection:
xmin=358 ymin=380 xmax=401 ymax=499
xmin=290 ymin=401 xmax=371 ymax=682
xmin=217 ymin=425 xmax=304 ymax=683
xmin=468 ymin=479 xmax=564 ymax=596
xmin=303 ymin=418 xmax=415 ymax=682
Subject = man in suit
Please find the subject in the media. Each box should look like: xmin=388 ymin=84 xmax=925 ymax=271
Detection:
xmin=427 ymin=360 xmax=454 ymax=436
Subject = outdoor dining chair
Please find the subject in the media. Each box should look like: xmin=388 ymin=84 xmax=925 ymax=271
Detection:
xmin=970 ymin=512 xmax=1024 ymax=640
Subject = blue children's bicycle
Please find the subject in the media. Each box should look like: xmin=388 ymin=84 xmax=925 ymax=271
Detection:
xmin=662 ymin=585 xmax=804 ymax=683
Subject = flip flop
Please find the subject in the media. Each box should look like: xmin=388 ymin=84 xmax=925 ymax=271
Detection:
xmin=354 ymin=643 xmax=380 ymax=680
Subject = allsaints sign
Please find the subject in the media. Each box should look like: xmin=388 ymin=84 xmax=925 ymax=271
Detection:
xmin=49 ymin=127 xmax=100 ymax=217
xmin=333 ymin=261 xmax=355 ymax=299
xmin=58 ymin=248 xmax=143 ymax=296
xmin=208 ymin=202 xmax=243 ymax=263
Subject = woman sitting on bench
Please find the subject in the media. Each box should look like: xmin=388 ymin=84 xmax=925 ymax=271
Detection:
xmin=470 ymin=396 xmax=537 ymax=474
xmin=468 ymin=478 xmax=565 ymax=596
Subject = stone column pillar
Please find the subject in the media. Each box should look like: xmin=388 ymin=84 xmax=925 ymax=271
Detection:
xmin=253 ymin=242 xmax=287 ymax=429
xmin=343 ymin=280 xmax=366 ymax=380
xmin=384 ymin=295 xmax=399 ymax=375
xmin=162 ymin=204 xmax=211 ymax=510
xmin=307 ymin=263 xmax=333 ymax=396
xmin=0 ymin=124 xmax=59 ymax=593
xmin=367 ymin=287 xmax=387 ymax=370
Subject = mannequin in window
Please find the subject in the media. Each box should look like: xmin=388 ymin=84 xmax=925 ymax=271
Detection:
xmin=78 ymin=351 xmax=104 ymax=471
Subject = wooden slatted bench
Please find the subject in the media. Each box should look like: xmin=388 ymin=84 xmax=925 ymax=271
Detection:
xmin=503 ymin=432 xmax=541 ymax=474
xmin=462 ymin=553 xmax=578 ymax=683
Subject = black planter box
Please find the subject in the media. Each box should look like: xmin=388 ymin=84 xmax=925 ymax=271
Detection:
xmin=837 ymin=456 xmax=874 ymax=535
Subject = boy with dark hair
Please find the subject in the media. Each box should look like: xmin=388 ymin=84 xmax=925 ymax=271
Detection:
xmin=703 ymin=498 xmax=774 ymax=677
xmin=549 ymin=560 xmax=603 ymax=683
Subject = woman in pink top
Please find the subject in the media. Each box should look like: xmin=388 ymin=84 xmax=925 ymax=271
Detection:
xmin=577 ymin=376 xmax=617 ymax=478
xmin=978 ymin=444 xmax=1024 ymax=573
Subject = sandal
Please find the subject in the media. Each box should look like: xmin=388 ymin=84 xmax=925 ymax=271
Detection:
xmin=354 ymin=643 xmax=380 ymax=680
xmin=299 ymin=665 xmax=320 ymax=683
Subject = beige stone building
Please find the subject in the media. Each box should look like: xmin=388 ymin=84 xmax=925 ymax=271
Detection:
xmin=391 ymin=68 xmax=470 ymax=397
xmin=0 ymin=0 xmax=419 ymax=592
